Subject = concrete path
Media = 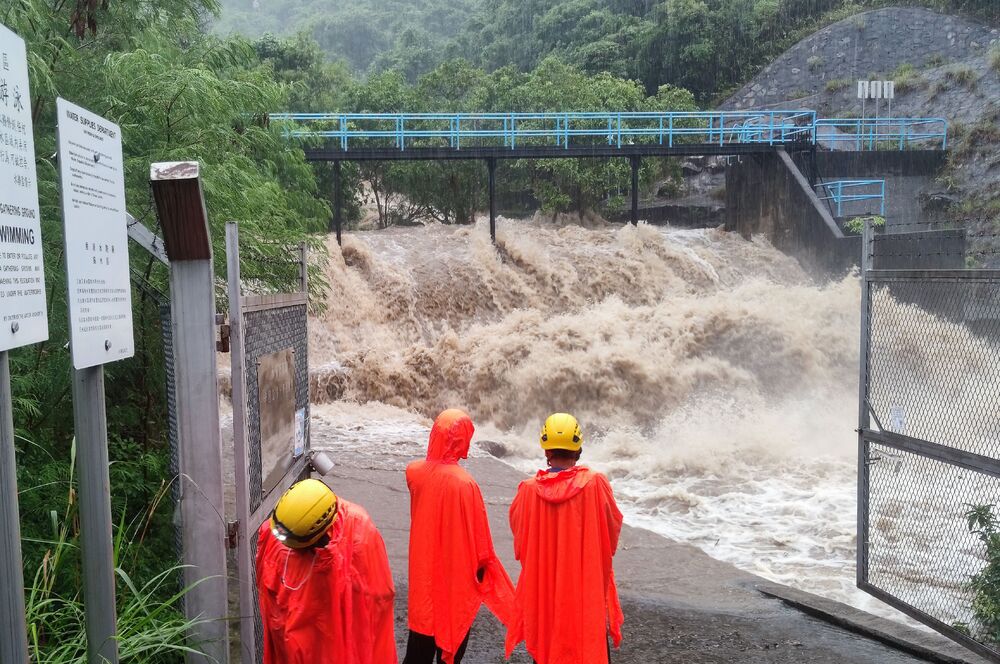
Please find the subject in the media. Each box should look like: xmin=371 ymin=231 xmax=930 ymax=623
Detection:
xmin=324 ymin=446 xmax=988 ymax=663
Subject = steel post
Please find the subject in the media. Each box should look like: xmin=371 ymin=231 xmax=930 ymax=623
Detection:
xmin=630 ymin=155 xmax=640 ymax=225
xmin=332 ymin=161 xmax=343 ymax=246
xmin=856 ymin=219 xmax=874 ymax=588
xmin=226 ymin=223 xmax=257 ymax=664
xmin=487 ymin=157 xmax=497 ymax=243
xmin=73 ymin=365 xmax=119 ymax=664
xmin=0 ymin=351 xmax=29 ymax=664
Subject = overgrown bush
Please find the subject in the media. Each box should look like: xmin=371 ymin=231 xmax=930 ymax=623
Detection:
xmin=965 ymin=505 xmax=1000 ymax=643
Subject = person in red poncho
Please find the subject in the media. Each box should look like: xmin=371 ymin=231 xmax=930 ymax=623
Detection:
xmin=505 ymin=413 xmax=624 ymax=664
xmin=404 ymin=409 xmax=516 ymax=664
xmin=256 ymin=478 xmax=397 ymax=664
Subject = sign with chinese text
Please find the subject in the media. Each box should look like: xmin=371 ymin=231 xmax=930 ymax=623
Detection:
xmin=0 ymin=24 xmax=47 ymax=351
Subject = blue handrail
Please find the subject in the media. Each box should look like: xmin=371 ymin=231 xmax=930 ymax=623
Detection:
xmin=270 ymin=111 xmax=817 ymax=151
xmin=269 ymin=112 xmax=948 ymax=152
xmin=815 ymin=117 xmax=948 ymax=150
xmin=814 ymin=179 xmax=886 ymax=217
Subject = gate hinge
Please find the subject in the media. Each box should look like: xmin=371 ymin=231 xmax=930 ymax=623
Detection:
xmin=217 ymin=323 xmax=231 ymax=353
xmin=226 ymin=520 xmax=240 ymax=549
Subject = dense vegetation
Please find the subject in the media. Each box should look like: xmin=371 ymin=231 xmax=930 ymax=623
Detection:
xmin=6 ymin=0 xmax=326 ymax=658
xmin=218 ymin=0 xmax=1000 ymax=101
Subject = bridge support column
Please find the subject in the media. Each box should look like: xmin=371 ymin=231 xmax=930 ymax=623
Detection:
xmin=630 ymin=155 xmax=640 ymax=225
xmin=332 ymin=160 xmax=343 ymax=246
xmin=487 ymin=157 xmax=497 ymax=243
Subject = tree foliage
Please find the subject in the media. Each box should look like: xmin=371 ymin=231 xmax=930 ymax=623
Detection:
xmin=6 ymin=0 xmax=328 ymax=632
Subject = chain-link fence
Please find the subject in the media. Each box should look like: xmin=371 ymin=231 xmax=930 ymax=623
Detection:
xmin=859 ymin=233 xmax=1000 ymax=661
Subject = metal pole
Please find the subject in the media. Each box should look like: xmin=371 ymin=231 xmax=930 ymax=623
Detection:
xmin=856 ymin=218 xmax=874 ymax=589
xmin=149 ymin=162 xmax=231 ymax=664
xmin=630 ymin=155 xmax=640 ymax=225
xmin=0 ymin=351 xmax=29 ymax=664
xmin=73 ymin=365 xmax=119 ymax=664
xmin=298 ymin=242 xmax=309 ymax=294
xmin=332 ymin=161 xmax=343 ymax=246
xmin=226 ymin=223 xmax=257 ymax=664
xmin=487 ymin=157 xmax=497 ymax=243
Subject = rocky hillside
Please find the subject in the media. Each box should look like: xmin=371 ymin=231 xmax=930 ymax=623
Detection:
xmin=723 ymin=6 xmax=1000 ymax=263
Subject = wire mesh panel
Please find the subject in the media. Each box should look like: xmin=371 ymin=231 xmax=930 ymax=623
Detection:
xmin=867 ymin=278 xmax=1000 ymax=459
xmin=242 ymin=304 xmax=310 ymax=514
xmin=860 ymin=265 xmax=1000 ymax=662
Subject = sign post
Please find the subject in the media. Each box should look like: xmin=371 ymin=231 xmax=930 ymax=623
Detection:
xmin=0 ymin=23 xmax=48 ymax=664
xmin=56 ymin=97 xmax=134 ymax=664
xmin=149 ymin=161 xmax=230 ymax=664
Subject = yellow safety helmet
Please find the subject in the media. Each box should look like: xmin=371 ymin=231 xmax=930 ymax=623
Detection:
xmin=270 ymin=479 xmax=338 ymax=549
xmin=540 ymin=413 xmax=583 ymax=452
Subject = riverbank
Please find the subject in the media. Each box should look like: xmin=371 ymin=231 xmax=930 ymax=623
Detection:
xmin=319 ymin=422 xmax=986 ymax=663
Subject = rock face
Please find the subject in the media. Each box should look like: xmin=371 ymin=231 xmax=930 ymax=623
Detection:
xmin=723 ymin=7 xmax=999 ymax=121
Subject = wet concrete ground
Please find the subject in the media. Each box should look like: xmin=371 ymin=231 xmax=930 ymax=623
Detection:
xmin=323 ymin=444 xmax=985 ymax=663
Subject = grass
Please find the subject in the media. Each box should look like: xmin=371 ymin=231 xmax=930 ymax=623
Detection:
xmin=944 ymin=65 xmax=979 ymax=89
xmin=926 ymin=53 xmax=948 ymax=67
xmin=807 ymin=55 xmax=824 ymax=72
xmin=21 ymin=441 xmax=209 ymax=663
xmin=990 ymin=45 xmax=1000 ymax=73
xmin=825 ymin=78 xmax=850 ymax=92
xmin=891 ymin=63 xmax=926 ymax=93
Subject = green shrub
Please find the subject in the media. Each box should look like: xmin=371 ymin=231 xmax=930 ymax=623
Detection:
xmin=965 ymin=505 xmax=1000 ymax=643
xmin=844 ymin=215 xmax=885 ymax=235
xmin=990 ymin=45 xmax=1000 ymax=73
xmin=807 ymin=55 xmax=824 ymax=72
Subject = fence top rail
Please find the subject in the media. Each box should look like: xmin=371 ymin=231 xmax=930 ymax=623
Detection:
xmin=816 ymin=179 xmax=887 ymax=187
xmin=270 ymin=110 xmax=817 ymax=122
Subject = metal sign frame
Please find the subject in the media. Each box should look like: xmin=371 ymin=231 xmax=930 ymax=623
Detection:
xmin=226 ymin=223 xmax=311 ymax=664
xmin=857 ymin=221 xmax=1000 ymax=662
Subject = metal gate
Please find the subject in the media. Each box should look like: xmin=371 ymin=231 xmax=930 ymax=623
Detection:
xmin=226 ymin=222 xmax=312 ymax=664
xmin=858 ymin=222 xmax=1000 ymax=661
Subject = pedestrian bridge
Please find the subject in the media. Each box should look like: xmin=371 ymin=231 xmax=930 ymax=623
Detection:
xmin=268 ymin=110 xmax=949 ymax=243
xmin=270 ymin=111 xmax=948 ymax=160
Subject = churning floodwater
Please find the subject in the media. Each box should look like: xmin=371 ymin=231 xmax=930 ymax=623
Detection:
xmin=307 ymin=217 xmax=908 ymax=620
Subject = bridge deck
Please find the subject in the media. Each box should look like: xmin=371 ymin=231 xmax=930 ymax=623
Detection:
xmin=303 ymin=142 xmax=804 ymax=161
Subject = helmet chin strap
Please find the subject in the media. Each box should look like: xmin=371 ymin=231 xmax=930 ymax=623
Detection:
xmin=281 ymin=548 xmax=317 ymax=591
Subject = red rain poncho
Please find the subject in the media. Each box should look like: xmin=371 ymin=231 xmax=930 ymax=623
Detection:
xmin=505 ymin=466 xmax=624 ymax=664
xmin=256 ymin=499 xmax=397 ymax=664
xmin=406 ymin=409 xmax=516 ymax=663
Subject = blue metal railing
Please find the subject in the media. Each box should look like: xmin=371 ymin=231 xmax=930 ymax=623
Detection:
xmin=814 ymin=179 xmax=886 ymax=217
xmin=815 ymin=117 xmax=948 ymax=150
xmin=270 ymin=111 xmax=817 ymax=150
xmin=270 ymin=112 xmax=949 ymax=152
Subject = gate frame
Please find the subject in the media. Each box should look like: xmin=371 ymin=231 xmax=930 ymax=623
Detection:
xmin=856 ymin=220 xmax=1000 ymax=662
xmin=226 ymin=222 xmax=311 ymax=664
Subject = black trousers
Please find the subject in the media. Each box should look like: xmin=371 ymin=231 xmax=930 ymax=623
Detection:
xmin=403 ymin=629 xmax=471 ymax=664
